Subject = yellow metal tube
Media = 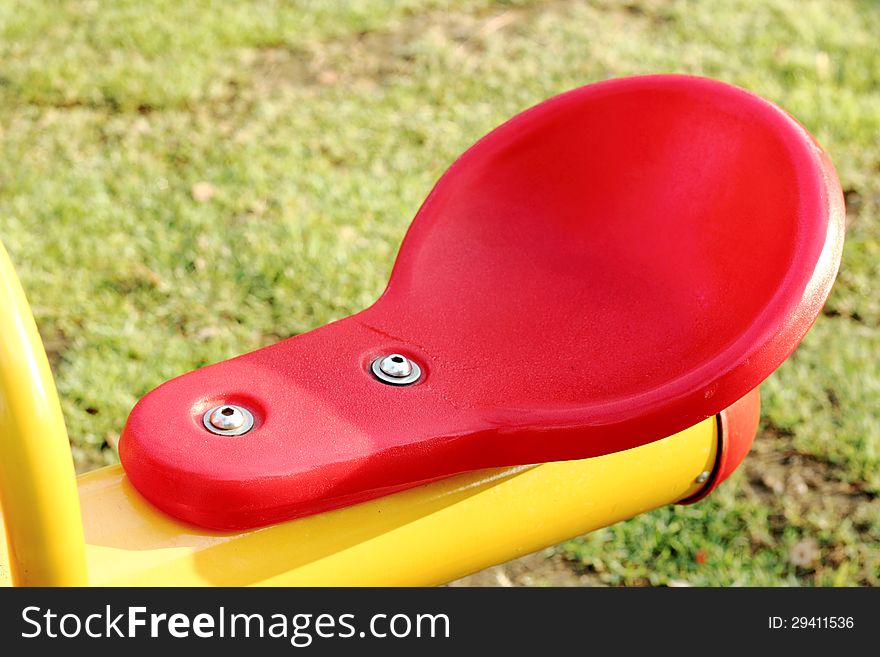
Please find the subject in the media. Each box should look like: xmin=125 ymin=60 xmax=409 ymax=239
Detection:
xmin=1 ymin=417 xmax=716 ymax=586
xmin=0 ymin=235 xmax=717 ymax=587
xmin=0 ymin=242 xmax=88 ymax=586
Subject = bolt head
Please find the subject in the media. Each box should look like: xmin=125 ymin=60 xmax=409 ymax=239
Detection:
xmin=696 ymin=471 xmax=711 ymax=484
xmin=371 ymin=354 xmax=422 ymax=386
xmin=203 ymin=405 xmax=255 ymax=436
xmin=378 ymin=354 xmax=413 ymax=378
xmin=210 ymin=406 xmax=245 ymax=430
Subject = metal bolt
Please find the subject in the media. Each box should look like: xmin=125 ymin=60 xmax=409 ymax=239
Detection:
xmin=203 ymin=405 xmax=255 ymax=436
xmin=695 ymin=470 xmax=711 ymax=484
xmin=379 ymin=354 xmax=413 ymax=378
xmin=371 ymin=353 xmax=422 ymax=386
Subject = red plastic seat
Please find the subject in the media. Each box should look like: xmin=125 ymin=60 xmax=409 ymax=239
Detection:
xmin=120 ymin=75 xmax=844 ymax=529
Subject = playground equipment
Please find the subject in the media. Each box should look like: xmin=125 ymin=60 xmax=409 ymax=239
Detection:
xmin=0 ymin=75 xmax=844 ymax=586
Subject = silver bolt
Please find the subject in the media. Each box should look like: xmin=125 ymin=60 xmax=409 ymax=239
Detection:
xmin=371 ymin=354 xmax=422 ymax=386
xmin=379 ymin=354 xmax=413 ymax=378
xmin=203 ymin=405 xmax=255 ymax=436
xmin=695 ymin=470 xmax=711 ymax=484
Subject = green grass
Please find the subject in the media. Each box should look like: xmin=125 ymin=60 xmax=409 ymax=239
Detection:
xmin=1 ymin=0 xmax=877 ymax=585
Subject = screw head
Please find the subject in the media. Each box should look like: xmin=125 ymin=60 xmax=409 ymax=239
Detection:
xmin=203 ymin=405 xmax=255 ymax=436
xmin=378 ymin=354 xmax=413 ymax=378
xmin=695 ymin=470 xmax=711 ymax=484
xmin=371 ymin=354 xmax=422 ymax=386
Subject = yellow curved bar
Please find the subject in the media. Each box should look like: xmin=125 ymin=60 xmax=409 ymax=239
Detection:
xmin=0 ymin=239 xmax=717 ymax=587
xmin=2 ymin=416 xmax=715 ymax=586
xmin=0 ymin=241 xmax=87 ymax=586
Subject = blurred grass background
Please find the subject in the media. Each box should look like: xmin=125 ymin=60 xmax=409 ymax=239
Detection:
xmin=0 ymin=0 xmax=877 ymax=586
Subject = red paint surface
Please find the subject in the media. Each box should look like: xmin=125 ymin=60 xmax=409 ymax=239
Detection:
xmin=119 ymin=75 xmax=844 ymax=529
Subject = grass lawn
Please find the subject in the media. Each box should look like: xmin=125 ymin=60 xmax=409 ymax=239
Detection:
xmin=1 ymin=0 xmax=877 ymax=585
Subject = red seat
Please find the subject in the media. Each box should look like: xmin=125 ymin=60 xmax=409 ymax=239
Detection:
xmin=120 ymin=75 xmax=844 ymax=529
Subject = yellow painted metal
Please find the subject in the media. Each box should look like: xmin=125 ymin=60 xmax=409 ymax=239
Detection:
xmin=1 ymin=417 xmax=716 ymax=586
xmin=0 ymin=236 xmax=717 ymax=587
xmin=0 ymin=242 xmax=88 ymax=586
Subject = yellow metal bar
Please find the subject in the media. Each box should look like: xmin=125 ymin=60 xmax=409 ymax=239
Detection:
xmin=0 ymin=242 xmax=88 ymax=585
xmin=1 ymin=417 xmax=716 ymax=586
xmin=0 ymin=236 xmax=716 ymax=587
